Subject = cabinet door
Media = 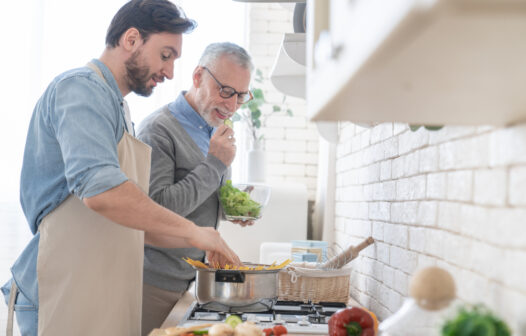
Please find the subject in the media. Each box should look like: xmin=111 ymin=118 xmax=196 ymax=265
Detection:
xmin=307 ymin=0 xmax=526 ymax=126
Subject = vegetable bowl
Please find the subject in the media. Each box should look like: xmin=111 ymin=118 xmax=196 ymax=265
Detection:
xmin=219 ymin=180 xmax=271 ymax=221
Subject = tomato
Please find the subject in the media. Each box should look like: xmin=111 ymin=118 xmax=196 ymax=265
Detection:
xmin=262 ymin=325 xmax=288 ymax=335
xmin=263 ymin=328 xmax=274 ymax=336
xmin=272 ymin=325 xmax=288 ymax=336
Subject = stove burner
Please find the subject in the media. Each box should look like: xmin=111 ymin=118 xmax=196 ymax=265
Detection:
xmin=193 ymin=311 xmax=226 ymax=321
xmin=308 ymin=313 xmax=326 ymax=324
xmin=313 ymin=304 xmax=323 ymax=312
xmin=273 ymin=314 xmax=285 ymax=325
xmin=297 ymin=316 xmax=311 ymax=326
xmin=300 ymin=303 xmax=312 ymax=311
xmin=297 ymin=301 xmax=332 ymax=315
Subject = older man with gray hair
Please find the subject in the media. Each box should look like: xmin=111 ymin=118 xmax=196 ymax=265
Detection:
xmin=137 ymin=42 xmax=254 ymax=335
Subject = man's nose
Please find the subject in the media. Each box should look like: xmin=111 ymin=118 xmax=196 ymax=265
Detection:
xmin=224 ymin=95 xmax=238 ymax=113
xmin=162 ymin=62 xmax=174 ymax=80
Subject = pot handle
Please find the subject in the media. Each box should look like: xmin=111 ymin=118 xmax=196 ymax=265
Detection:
xmin=215 ymin=270 xmax=245 ymax=283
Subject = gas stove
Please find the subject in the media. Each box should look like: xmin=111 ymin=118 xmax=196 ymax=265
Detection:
xmin=179 ymin=300 xmax=346 ymax=335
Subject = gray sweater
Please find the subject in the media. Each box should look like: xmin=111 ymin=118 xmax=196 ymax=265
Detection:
xmin=137 ymin=105 xmax=229 ymax=292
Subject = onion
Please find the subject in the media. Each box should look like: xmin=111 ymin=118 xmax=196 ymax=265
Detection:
xmin=208 ymin=323 xmax=234 ymax=336
xmin=233 ymin=322 xmax=263 ymax=336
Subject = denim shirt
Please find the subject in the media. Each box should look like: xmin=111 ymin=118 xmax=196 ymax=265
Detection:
xmin=168 ymin=92 xmax=215 ymax=157
xmin=2 ymin=59 xmax=130 ymax=307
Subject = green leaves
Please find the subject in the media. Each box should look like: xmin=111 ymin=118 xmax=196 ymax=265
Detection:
xmin=255 ymin=69 xmax=264 ymax=83
xmin=237 ymin=68 xmax=294 ymax=142
xmin=252 ymin=88 xmax=264 ymax=101
xmin=232 ymin=113 xmax=242 ymax=122
xmin=251 ymin=109 xmax=261 ymax=119
xmin=442 ymin=305 xmax=511 ymax=336
xmin=245 ymin=100 xmax=259 ymax=113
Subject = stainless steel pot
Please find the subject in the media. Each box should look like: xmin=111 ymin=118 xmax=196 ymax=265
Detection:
xmin=194 ymin=266 xmax=280 ymax=312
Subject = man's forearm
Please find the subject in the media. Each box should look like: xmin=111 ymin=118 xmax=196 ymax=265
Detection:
xmin=145 ymin=232 xmax=192 ymax=248
xmin=83 ymin=180 xmax=242 ymax=265
xmin=83 ymin=180 xmax=198 ymax=241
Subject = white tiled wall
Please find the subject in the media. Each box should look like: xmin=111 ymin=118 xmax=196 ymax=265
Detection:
xmin=335 ymin=122 xmax=526 ymax=333
xmin=247 ymin=4 xmax=319 ymax=200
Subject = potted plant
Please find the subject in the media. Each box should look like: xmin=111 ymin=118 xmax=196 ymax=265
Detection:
xmin=232 ymin=69 xmax=292 ymax=182
xmin=442 ymin=304 xmax=511 ymax=336
xmin=233 ymin=69 xmax=292 ymax=149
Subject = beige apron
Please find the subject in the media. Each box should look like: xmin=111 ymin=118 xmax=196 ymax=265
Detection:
xmin=36 ymin=62 xmax=151 ymax=336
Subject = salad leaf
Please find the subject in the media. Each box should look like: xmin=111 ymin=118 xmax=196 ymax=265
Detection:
xmin=219 ymin=180 xmax=261 ymax=218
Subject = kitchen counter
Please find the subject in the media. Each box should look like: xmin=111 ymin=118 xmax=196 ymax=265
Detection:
xmin=160 ymin=288 xmax=195 ymax=328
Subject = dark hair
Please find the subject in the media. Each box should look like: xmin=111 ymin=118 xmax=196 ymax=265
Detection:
xmin=105 ymin=0 xmax=196 ymax=48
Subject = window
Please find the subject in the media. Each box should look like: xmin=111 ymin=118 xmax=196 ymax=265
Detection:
xmin=0 ymin=0 xmax=247 ymax=206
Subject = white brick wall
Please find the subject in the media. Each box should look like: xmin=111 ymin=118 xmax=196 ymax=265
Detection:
xmin=334 ymin=122 xmax=526 ymax=333
xmin=247 ymin=4 xmax=319 ymax=200
xmin=253 ymin=4 xmax=526 ymax=333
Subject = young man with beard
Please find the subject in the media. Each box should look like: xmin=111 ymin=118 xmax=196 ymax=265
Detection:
xmin=137 ymin=42 xmax=254 ymax=335
xmin=1 ymin=2 xmax=241 ymax=336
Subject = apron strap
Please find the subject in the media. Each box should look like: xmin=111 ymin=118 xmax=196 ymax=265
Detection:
xmin=6 ymin=280 xmax=17 ymax=336
xmin=86 ymin=61 xmax=105 ymax=79
xmin=86 ymin=61 xmax=134 ymax=135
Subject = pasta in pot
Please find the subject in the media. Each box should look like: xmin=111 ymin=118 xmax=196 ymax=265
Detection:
xmin=182 ymin=257 xmax=291 ymax=271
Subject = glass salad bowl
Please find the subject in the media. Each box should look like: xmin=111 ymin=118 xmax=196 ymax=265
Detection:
xmin=219 ymin=181 xmax=271 ymax=221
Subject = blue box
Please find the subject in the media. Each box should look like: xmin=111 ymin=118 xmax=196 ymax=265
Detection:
xmin=290 ymin=240 xmax=328 ymax=262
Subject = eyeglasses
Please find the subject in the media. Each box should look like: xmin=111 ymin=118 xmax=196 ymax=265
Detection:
xmin=202 ymin=67 xmax=253 ymax=104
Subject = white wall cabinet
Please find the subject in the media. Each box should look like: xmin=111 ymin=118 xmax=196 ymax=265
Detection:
xmin=307 ymin=0 xmax=526 ymax=126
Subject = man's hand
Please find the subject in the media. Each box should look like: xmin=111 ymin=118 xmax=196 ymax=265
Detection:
xmin=231 ymin=219 xmax=254 ymax=227
xmin=187 ymin=227 xmax=242 ymax=266
xmin=207 ymin=250 xmax=244 ymax=269
xmin=209 ymin=125 xmax=236 ymax=166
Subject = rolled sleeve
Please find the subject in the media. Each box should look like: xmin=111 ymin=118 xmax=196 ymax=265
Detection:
xmin=76 ymin=166 xmax=128 ymax=198
xmin=52 ymin=75 xmax=127 ymax=199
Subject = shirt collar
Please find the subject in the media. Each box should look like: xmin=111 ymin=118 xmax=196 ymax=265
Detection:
xmin=90 ymin=58 xmax=124 ymax=103
xmin=171 ymin=92 xmax=215 ymax=136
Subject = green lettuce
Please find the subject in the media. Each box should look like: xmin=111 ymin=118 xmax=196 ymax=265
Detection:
xmin=219 ymin=180 xmax=261 ymax=218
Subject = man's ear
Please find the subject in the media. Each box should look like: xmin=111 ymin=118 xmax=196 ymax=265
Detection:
xmin=192 ymin=67 xmax=203 ymax=88
xmin=121 ymin=27 xmax=142 ymax=52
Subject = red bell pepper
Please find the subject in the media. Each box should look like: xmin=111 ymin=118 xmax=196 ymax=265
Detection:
xmin=328 ymin=307 xmax=376 ymax=336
